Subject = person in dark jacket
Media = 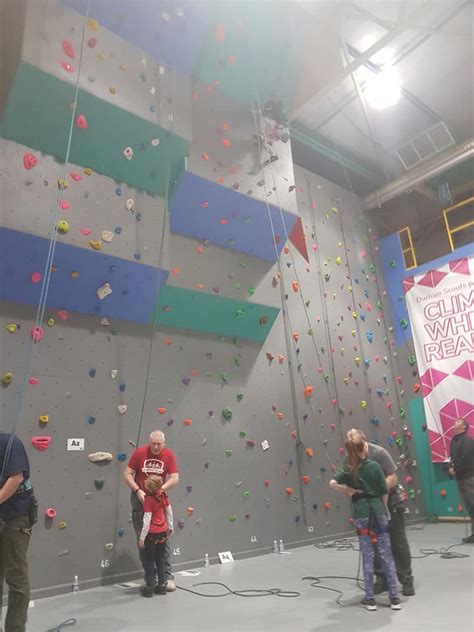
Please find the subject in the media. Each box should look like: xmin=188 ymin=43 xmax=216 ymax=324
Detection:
xmin=449 ymin=418 xmax=474 ymax=543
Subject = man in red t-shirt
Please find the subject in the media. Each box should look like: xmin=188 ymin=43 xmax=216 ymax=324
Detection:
xmin=123 ymin=430 xmax=179 ymax=591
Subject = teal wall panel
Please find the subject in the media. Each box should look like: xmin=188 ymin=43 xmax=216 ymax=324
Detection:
xmin=155 ymin=285 xmax=280 ymax=342
xmin=0 ymin=62 xmax=188 ymax=197
xmin=409 ymin=397 xmax=466 ymax=518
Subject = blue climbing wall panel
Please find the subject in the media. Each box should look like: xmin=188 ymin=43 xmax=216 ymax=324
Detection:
xmin=169 ymin=171 xmax=298 ymax=262
xmin=62 ymin=0 xmax=211 ymax=75
xmin=0 ymin=227 xmax=168 ymax=323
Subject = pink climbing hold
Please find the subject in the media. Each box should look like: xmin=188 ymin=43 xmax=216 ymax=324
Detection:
xmin=45 ymin=507 xmax=57 ymax=519
xmin=57 ymin=310 xmax=69 ymax=321
xmin=31 ymin=272 xmax=42 ymax=284
xmin=70 ymin=172 xmax=82 ymax=181
xmin=23 ymin=153 xmax=38 ymax=170
xmin=60 ymin=61 xmax=75 ymax=73
xmin=62 ymin=40 xmax=76 ymax=59
xmin=31 ymin=327 xmax=44 ymax=343
xmin=80 ymin=228 xmax=92 ymax=236
xmin=32 ymin=436 xmax=52 ymax=451
xmin=75 ymin=114 xmax=88 ymax=129
xmin=28 ymin=377 xmax=39 ymax=385
xmin=60 ymin=200 xmax=70 ymax=210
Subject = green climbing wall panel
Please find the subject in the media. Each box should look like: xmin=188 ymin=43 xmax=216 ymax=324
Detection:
xmin=155 ymin=285 xmax=280 ymax=342
xmin=0 ymin=62 xmax=188 ymax=197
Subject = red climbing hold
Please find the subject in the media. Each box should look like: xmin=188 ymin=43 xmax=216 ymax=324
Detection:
xmin=201 ymin=153 xmax=209 ymax=161
xmin=31 ymin=272 xmax=42 ymax=284
xmin=303 ymin=386 xmax=313 ymax=398
xmin=323 ymin=502 xmax=331 ymax=510
xmin=302 ymin=476 xmax=310 ymax=484
xmin=23 ymin=153 xmax=38 ymax=170
xmin=62 ymin=40 xmax=76 ymax=58
xmin=75 ymin=114 xmax=88 ymax=129
xmin=285 ymin=487 xmax=293 ymax=495
xmin=60 ymin=61 xmax=75 ymax=73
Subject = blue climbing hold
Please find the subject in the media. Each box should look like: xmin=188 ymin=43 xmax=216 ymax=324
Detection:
xmin=88 ymin=416 xmax=96 ymax=424
xmin=89 ymin=369 xmax=96 ymax=378
xmin=117 ymin=452 xmax=127 ymax=461
xmin=119 ymin=383 xmax=126 ymax=392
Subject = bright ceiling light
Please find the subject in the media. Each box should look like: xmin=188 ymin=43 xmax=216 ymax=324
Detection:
xmin=365 ymin=66 xmax=401 ymax=110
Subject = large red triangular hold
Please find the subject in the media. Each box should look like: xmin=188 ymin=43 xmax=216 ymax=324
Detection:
xmin=289 ymin=216 xmax=309 ymax=263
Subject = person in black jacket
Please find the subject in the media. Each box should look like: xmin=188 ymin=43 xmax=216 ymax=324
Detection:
xmin=449 ymin=418 xmax=474 ymax=543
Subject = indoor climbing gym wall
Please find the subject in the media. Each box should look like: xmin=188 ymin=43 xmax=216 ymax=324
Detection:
xmin=0 ymin=0 xmax=424 ymax=597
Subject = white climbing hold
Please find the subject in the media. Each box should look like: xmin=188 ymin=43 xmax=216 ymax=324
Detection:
xmin=88 ymin=452 xmax=113 ymax=463
xmin=122 ymin=146 xmax=133 ymax=160
xmin=96 ymin=283 xmax=112 ymax=300
xmin=105 ymin=543 xmax=114 ymax=551
xmin=117 ymin=404 xmax=127 ymax=415
xmin=110 ymin=369 xmax=118 ymax=379
xmin=149 ymin=86 xmax=156 ymax=96
xmin=101 ymin=317 xmax=110 ymax=326
xmin=125 ymin=198 xmax=135 ymax=211
xmin=101 ymin=230 xmax=114 ymax=243
xmin=151 ymin=138 xmax=160 ymax=147
xmin=158 ymin=65 xmax=165 ymax=75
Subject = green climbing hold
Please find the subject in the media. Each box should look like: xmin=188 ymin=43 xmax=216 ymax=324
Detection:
xmin=235 ymin=308 xmax=245 ymax=318
xmin=222 ymin=407 xmax=233 ymax=421
xmin=233 ymin=283 xmax=241 ymax=289
xmin=307 ymin=328 xmax=314 ymax=335
xmin=243 ymin=490 xmax=250 ymax=498
xmin=239 ymin=431 xmax=246 ymax=437
xmin=368 ymin=264 xmax=376 ymax=273
xmin=221 ymin=372 xmax=230 ymax=383
xmin=400 ymin=319 xmax=409 ymax=330
xmin=225 ymin=449 xmax=233 ymax=457
xmin=399 ymin=408 xmax=406 ymax=419
xmin=237 ymin=393 xmax=244 ymax=402
xmin=377 ymin=300 xmax=383 ymax=309
xmin=408 ymin=355 xmax=416 ymax=366
xmin=234 ymin=355 xmax=241 ymax=366
xmin=228 ymin=514 xmax=237 ymax=522
xmin=239 ymin=260 xmax=246 ymax=268
xmin=248 ymin=287 xmax=255 ymax=296
xmin=395 ymin=438 xmax=403 ymax=447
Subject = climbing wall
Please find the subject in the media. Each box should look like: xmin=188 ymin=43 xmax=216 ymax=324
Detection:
xmin=0 ymin=0 xmax=424 ymax=597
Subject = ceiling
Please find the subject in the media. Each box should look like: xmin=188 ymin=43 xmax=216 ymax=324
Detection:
xmin=289 ymin=0 xmax=474 ymax=204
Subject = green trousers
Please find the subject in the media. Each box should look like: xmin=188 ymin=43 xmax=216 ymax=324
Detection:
xmin=0 ymin=515 xmax=31 ymax=632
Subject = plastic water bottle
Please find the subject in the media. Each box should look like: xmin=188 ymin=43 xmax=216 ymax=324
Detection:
xmin=278 ymin=539 xmax=285 ymax=553
xmin=272 ymin=540 xmax=279 ymax=553
xmin=72 ymin=575 xmax=79 ymax=593
xmin=204 ymin=553 xmax=210 ymax=568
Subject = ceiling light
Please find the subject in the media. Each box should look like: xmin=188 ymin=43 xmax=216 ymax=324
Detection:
xmin=365 ymin=66 xmax=401 ymax=110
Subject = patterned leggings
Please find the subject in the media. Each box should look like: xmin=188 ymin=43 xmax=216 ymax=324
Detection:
xmin=354 ymin=514 xmax=399 ymax=599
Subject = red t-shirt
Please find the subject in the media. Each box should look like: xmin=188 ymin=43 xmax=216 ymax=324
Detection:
xmin=128 ymin=446 xmax=178 ymax=491
xmin=144 ymin=492 xmax=170 ymax=533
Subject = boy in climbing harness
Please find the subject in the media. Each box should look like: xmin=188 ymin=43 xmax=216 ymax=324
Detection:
xmin=329 ymin=433 xmax=401 ymax=611
xmin=0 ymin=432 xmax=37 ymax=632
xmin=138 ymin=475 xmax=174 ymax=598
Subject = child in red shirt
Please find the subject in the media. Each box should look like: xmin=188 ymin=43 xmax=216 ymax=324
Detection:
xmin=138 ymin=475 xmax=173 ymax=597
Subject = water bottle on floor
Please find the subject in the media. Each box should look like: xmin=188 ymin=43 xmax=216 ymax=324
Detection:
xmin=272 ymin=540 xmax=279 ymax=553
xmin=204 ymin=553 xmax=210 ymax=568
xmin=278 ymin=539 xmax=285 ymax=553
xmin=72 ymin=575 xmax=79 ymax=593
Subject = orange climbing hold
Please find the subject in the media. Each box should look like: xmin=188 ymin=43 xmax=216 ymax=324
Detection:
xmin=183 ymin=418 xmax=193 ymax=426
xmin=291 ymin=431 xmax=297 ymax=439
xmin=195 ymin=283 xmax=205 ymax=290
xmin=302 ymin=476 xmax=310 ymax=484
xmin=201 ymin=153 xmax=209 ymax=161
xmin=440 ymin=489 xmax=447 ymax=497
xmin=323 ymin=502 xmax=331 ymax=510
xmin=221 ymin=138 xmax=232 ymax=148
xmin=278 ymin=354 xmax=285 ymax=365
xmin=285 ymin=487 xmax=293 ymax=495
xmin=157 ymin=408 xmax=166 ymax=415
xmin=303 ymin=385 xmax=314 ymax=398
xmin=164 ymin=338 xmax=173 ymax=346
xmin=276 ymin=412 xmax=284 ymax=420
xmin=305 ymin=447 xmax=314 ymax=458
xmin=292 ymin=332 xmax=300 ymax=341
xmin=186 ymin=507 xmax=194 ymax=516
xmin=292 ymin=281 xmax=299 ymax=293
xmin=171 ymin=267 xmax=180 ymax=275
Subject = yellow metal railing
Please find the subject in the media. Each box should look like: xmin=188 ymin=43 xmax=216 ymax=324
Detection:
xmin=398 ymin=226 xmax=417 ymax=270
xmin=443 ymin=196 xmax=474 ymax=252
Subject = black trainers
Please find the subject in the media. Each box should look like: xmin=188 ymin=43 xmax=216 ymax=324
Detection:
xmin=402 ymin=579 xmax=415 ymax=596
xmin=361 ymin=598 xmax=377 ymax=611
xmin=390 ymin=597 xmax=402 ymax=610
xmin=462 ymin=534 xmax=474 ymax=544
xmin=139 ymin=586 xmax=153 ymax=598
xmin=154 ymin=584 xmax=167 ymax=595
xmin=373 ymin=577 xmax=388 ymax=594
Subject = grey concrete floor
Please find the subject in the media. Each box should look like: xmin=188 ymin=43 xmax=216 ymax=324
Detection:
xmin=26 ymin=523 xmax=473 ymax=632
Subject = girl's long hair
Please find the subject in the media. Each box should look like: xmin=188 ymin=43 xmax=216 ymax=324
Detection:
xmin=344 ymin=435 xmax=366 ymax=484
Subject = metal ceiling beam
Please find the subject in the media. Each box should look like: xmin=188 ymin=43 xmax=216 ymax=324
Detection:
xmin=289 ymin=1 xmax=432 ymax=122
xmin=362 ymin=139 xmax=474 ymax=210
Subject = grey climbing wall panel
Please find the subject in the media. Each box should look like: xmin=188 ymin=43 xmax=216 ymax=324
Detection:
xmin=0 ymin=0 xmax=423 ymax=597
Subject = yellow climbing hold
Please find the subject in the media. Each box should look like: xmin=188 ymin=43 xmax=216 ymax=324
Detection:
xmin=351 ymin=330 xmax=356 ymax=337
xmin=57 ymin=179 xmax=69 ymax=190
xmin=47 ymin=318 xmax=55 ymax=327
xmin=39 ymin=415 xmax=49 ymax=424
xmin=58 ymin=521 xmax=67 ymax=529
xmin=87 ymin=17 xmax=99 ymax=30
xmin=97 ymin=52 xmax=107 ymax=61
xmin=71 ymin=271 xmax=80 ymax=279
xmin=335 ymin=256 xmax=341 ymax=265
xmin=6 ymin=323 xmax=18 ymax=333
xmin=84 ymin=168 xmax=93 ymax=176
xmin=89 ymin=240 xmax=102 ymax=251
xmin=331 ymin=207 xmax=338 ymax=214
xmin=109 ymin=86 xmax=117 ymax=94
xmin=352 ymin=311 xmax=357 ymax=319
xmin=56 ymin=220 xmax=70 ymax=234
